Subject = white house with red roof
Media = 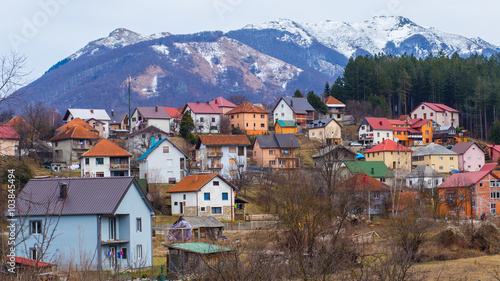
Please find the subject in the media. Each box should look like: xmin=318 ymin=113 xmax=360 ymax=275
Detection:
xmin=182 ymin=102 xmax=223 ymax=133
xmin=81 ymin=139 xmax=132 ymax=177
xmin=320 ymin=96 xmax=346 ymax=122
xmin=410 ymin=102 xmax=460 ymax=128
xmin=209 ymin=97 xmax=237 ymax=114
xmin=358 ymin=117 xmax=394 ymax=145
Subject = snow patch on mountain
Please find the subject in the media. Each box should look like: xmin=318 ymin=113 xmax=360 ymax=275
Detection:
xmin=151 ymin=45 xmax=170 ymax=56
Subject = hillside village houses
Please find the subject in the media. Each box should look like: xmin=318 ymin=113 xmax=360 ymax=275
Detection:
xmin=126 ymin=126 xmax=170 ymax=157
xmin=81 ymin=139 xmax=132 ymax=177
xmin=410 ymin=102 xmax=460 ymax=128
xmin=406 ymin=165 xmax=443 ymax=189
xmin=272 ymin=97 xmax=315 ymax=128
xmin=131 ymin=106 xmax=171 ymax=133
xmin=209 ymin=97 xmax=237 ymax=114
xmin=253 ymin=134 xmax=301 ymax=168
xmin=182 ymin=102 xmax=223 ymax=133
xmin=412 ymin=143 xmax=459 ymax=174
xmin=364 ymin=139 xmax=413 ymax=170
xmin=307 ymin=118 xmax=342 ymax=145
xmin=320 ymin=96 xmax=346 ymax=122
xmin=49 ymin=125 xmax=101 ymax=167
xmin=225 ymin=101 xmax=269 ymax=135
xmin=108 ymin=110 xmax=129 ymax=132
xmin=450 ymin=142 xmax=485 ymax=172
xmin=0 ymin=124 xmax=20 ymax=156
xmin=62 ymin=109 xmax=111 ymax=138
xmin=339 ymin=161 xmax=395 ymax=185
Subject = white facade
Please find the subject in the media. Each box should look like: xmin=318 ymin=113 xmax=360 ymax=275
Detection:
xmin=171 ymin=177 xmax=234 ymax=217
xmin=406 ymin=176 xmax=443 ymax=189
xmin=410 ymin=104 xmax=459 ymax=127
xmin=197 ymin=143 xmax=247 ymax=179
xmin=273 ymin=99 xmax=294 ymax=124
xmin=184 ymin=108 xmax=221 ymax=133
xmin=81 ymin=156 xmax=131 ymax=177
xmin=358 ymin=124 xmax=394 ymax=145
xmin=130 ymin=110 xmax=171 ymax=134
xmin=138 ymin=139 xmax=187 ymax=183
xmin=127 ymin=130 xmax=170 ymax=156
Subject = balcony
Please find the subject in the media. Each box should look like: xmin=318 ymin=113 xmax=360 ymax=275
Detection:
xmin=208 ymin=163 xmax=223 ymax=169
xmin=360 ymin=133 xmax=374 ymax=139
xmin=110 ymin=164 xmax=130 ymax=170
xmin=72 ymin=143 xmax=92 ymax=150
xmin=207 ymin=151 xmax=223 ymax=157
xmin=408 ymin=133 xmax=422 ymax=139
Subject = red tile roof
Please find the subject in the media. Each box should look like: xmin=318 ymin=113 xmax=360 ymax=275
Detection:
xmin=488 ymin=145 xmax=500 ymax=153
xmin=364 ymin=117 xmax=394 ymax=130
xmin=184 ymin=102 xmax=222 ymax=114
xmin=324 ymin=96 xmax=345 ymax=106
xmin=82 ymin=139 xmax=131 ymax=157
xmin=163 ymin=107 xmax=182 ymax=119
xmin=408 ymin=118 xmax=432 ymax=128
xmin=57 ymin=118 xmax=94 ymax=132
xmin=439 ymin=171 xmax=494 ymax=188
xmin=210 ymin=97 xmax=237 ymax=108
xmin=0 ymin=124 xmax=20 ymax=139
xmin=345 ymin=173 xmax=390 ymax=192
xmin=479 ymin=163 xmax=497 ymax=172
xmin=49 ymin=125 xmax=100 ymax=141
xmin=196 ymin=135 xmax=250 ymax=147
xmin=399 ymin=115 xmax=409 ymax=121
xmin=365 ymin=139 xmax=412 ymax=153
xmin=168 ymin=174 xmax=218 ymax=193
xmin=5 ymin=256 xmax=55 ymax=268
xmin=418 ymin=102 xmax=459 ymax=113
xmin=226 ymin=101 xmax=269 ymax=115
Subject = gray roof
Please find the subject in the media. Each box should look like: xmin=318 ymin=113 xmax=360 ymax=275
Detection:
xmin=109 ymin=111 xmax=128 ymax=125
xmin=255 ymin=134 xmax=300 ymax=149
xmin=275 ymin=97 xmax=315 ymax=114
xmin=182 ymin=216 xmax=223 ymax=228
xmin=15 ymin=177 xmax=154 ymax=216
xmin=308 ymin=118 xmax=341 ymax=129
xmin=128 ymin=125 xmax=169 ymax=138
xmin=450 ymin=142 xmax=484 ymax=155
xmin=312 ymin=145 xmax=356 ymax=158
xmin=135 ymin=107 xmax=171 ymax=119
xmin=407 ymin=165 xmax=443 ymax=178
xmin=412 ymin=143 xmax=458 ymax=156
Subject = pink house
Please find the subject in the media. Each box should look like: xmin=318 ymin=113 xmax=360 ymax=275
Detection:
xmin=488 ymin=145 xmax=500 ymax=163
xmin=451 ymin=142 xmax=485 ymax=172
xmin=410 ymin=102 xmax=459 ymax=128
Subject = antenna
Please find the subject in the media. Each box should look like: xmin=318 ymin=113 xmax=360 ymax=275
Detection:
xmin=128 ymin=76 xmax=131 ymax=132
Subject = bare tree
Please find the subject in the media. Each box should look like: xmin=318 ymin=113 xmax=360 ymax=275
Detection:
xmin=227 ymin=94 xmax=250 ymax=106
xmin=1 ymin=52 xmax=31 ymax=109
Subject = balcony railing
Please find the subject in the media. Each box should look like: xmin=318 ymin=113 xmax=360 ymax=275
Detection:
xmin=360 ymin=133 xmax=373 ymax=139
xmin=207 ymin=152 xmax=223 ymax=157
xmin=208 ymin=163 xmax=223 ymax=169
xmin=110 ymin=164 xmax=130 ymax=170
xmin=72 ymin=143 xmax=92 ymax=149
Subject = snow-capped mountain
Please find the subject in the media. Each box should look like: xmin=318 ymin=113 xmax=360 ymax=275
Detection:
xmin=25 ymin=16 xmax=500 ymax=113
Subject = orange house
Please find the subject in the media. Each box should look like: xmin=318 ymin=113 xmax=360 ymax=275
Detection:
xmin=226 ymin=102 xmax=269 ymax=135
xmin=408 ymin=118 xmax=433 ymax=144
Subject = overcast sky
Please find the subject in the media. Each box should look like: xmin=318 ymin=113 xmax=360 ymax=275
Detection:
xmin=3 ymin=0 xmax=500 ymax=82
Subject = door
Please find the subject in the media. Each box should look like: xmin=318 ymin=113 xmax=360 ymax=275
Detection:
xmin=179 ymin=202 xmax=183 ymax=214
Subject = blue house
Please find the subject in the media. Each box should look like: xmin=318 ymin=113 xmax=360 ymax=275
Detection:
xmin=13 ymin=177 xmax=154 ymax=270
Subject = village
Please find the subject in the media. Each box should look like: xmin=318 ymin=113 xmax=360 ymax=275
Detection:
xmin=3 ymin=95 xmax=500 ymax=280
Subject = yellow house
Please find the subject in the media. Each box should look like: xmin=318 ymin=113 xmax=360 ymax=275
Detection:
xmin=226 ymin=102 xmax=269 ymax=135
xmin=275 ymin=120 xmax=298 ymax=134
xmin=307 ymin=118 xmax=342 ymax=145
xmin=412 ymin=143 xmax=459 ymax=174
xmin=365 ymin=139 xmax=412 ymax=170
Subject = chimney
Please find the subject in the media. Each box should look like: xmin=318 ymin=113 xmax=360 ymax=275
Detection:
xmin=197 ymin=101 xmax=200 ymax=104
xmin=59 ymin=182 xmax=68 ymax=199
xmin=155 ymin=105 xmax=158 ymax=112
xmin=111 ymin=109 xmax=115 ymax=117
xmin=214 ymin=99 xmax=218 ymax=104
xmin=290 ymin=100 xmax=293 ymax=107
xmin=90 ymin=109 xmax=94 ymax=114
xmin=379 ymin=121 xmax=382 ymax=125
xmin=371 ymin=168 xmax=374 ymax=175
xmin=151 ymin=135 xmax=155 ymax=145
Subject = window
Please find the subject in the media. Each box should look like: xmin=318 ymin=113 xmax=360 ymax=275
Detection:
xmin=472 ymin=200 xmax=475 ymax=207
xmin=373 ymin=192 xmax=379 ymax=199
xmin=174 ymin=202 xmax=178 ymax=205
xmin=467 ymin=155 xmax=471 ymax=159
xmin=200 ymin=207 xmax=206 ymax=212
xmin=211 ymin=207 xmax=222 ymax=214
xmin=377 ymin=133 xmax=380 ymax=137
xmin=430 ymin=112 xmax=433 ymax=117
xmin=30 ymin=248 xmax=38 ymax=260
xmin=478 ymin=155 xmax=481 ymax=159
xmin=137 ymin=245 xmax=143 ymax=259
xmin=200 ymin=117 xmax=204 ymax=122
xmin=121 ymin=248 xmax=128 ymax=259
xmin=213 ymin=181 xmax=219 ymax=186
xmin=163 ymin=146 xmax=169 ymax=153
xmin=109 ymin=218 xmax=116 ymax=240
xmin=440 ymin=195 xmax=445 ymax=201
xmin=229 ymin=147 xmax=236 ymax=153
xmin=269 ymin=160 xmax=276 ymax=166
xmin=238 ymin=146 xmax=244 ymax=156
xmin=253 ymin=114 xmax=256 ymax=118
xmin=312 ymin=132 xmax=315 ymax=136
xmin=459 ymin=194 xmax=464 ymax=200
xmin=439 ymin=157 xmax=443 ymax=161
xmin=30 ymin=220 xmax=42 ymax=235
xmin=261 ymin=115 xmax=265 ymax=118
xmin=212 ymin=117 xmax=215 ymax=122
xmin=261 ymin=123 xmax=265 ymax=128
xmin=183 ymin=194 xmax=186 ymax=200
xmin=96 ymin=158 xmax=104 ymax=165
xmin=85 ymin=158 xmax=89 ymax=165
xmin=479 ymin=182 xmax=483 ymax=187
xmin=439 ymin=166 xmax=443 ymax=170
xmin=96 ymin=172 xmax=104 ymax=177
xmin=54 ymin=142 xmax=58 ymax=147
xmin=222 ymin=192 xmax=228 ymax=200
xmin=204 ymin=193 xmax=210 ymax=200
xmin=231 ymin=115 xmax=234 ymax=119
xmin=450 ymin=157 xmax=454 ymax=160
xmin=461 ymin=207 xmax=465 ymax=213
xmin=281 ymin=113 xmax=284 ymax=117
xmin=136 ymin=218 xmax=142 ymax=232
xmin=269 ymin=150 xmax=274 ymax=155
xmin=374 ymin=205 xmax=380 ymax=211
xmin=380 ymin=178 xmax=386 ymax=183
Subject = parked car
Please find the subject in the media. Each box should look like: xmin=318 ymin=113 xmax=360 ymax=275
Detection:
xmin=350 ymin=142 xmax=362 ymax=146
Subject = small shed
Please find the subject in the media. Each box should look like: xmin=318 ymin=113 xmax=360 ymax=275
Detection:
xmin=275 ymin=120 xmax=298 ymax=134
xmin=166 ymin=242 xmax=234 ymax=274
xmin=183 ymin=216 xmax=224 ymax=240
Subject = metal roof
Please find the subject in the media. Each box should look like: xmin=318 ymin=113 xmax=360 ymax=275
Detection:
xmin=182 ymin=216 xmax=223 ymax=228
xmin=135 ymin=107 xmax=171 ymax=119
xmin=407 ymin=165 xmax=443 ymax=178
xmin=128 ymin=125 xmax=169 ymax=138
xmin=308 ymin=118 xmax=341 ymax=129
xmin=109 ymin=111 xmax=128 ymax=125
xmin=343 ymin=161 xmax=394 ymax=178
xmin=450 ymin=142 xmax=484 ymax=155
xmin=137 ymin=138 xmax=188 ymax=162
xmin=276 ymin=120 xmax=297 ymax=127
xmin=65 ymin=109 xmax=111 ymax=121
xmin=312 ymin=145 xmax=356 ymax=158
xmin=273 ymin=97 xmax=315 ymax=114
xmin=166 ymin=242 xmax=233 ymax=254
xmin=14 ymin=177 xmax=154 ymax=216
xmin=255 ymin=134 xmax=300 ymax=149
xmin=412 ymin=143 xmax=458 ymax=156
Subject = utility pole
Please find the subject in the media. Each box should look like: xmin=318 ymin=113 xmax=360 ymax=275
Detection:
xmin=128 ymin=76 xmax=131 ymax=132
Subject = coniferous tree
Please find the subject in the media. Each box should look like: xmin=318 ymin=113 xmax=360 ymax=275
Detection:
xmin=293 ymin=89 xmax=303 ymax=98
xmin=323 ymin=82 xmax=331 ymax=98
xmin=307 ymin=91 xmax=328 ymax=115
xmin=179 ymin=110 xmax=195 ymax=138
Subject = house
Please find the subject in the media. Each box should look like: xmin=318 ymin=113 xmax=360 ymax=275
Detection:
xmin=312 ymin=145 xmax=357 ymax=169
xmin=432 ymin=125 xmax=457 ymax=144
xmin=0 ymin=124 xmax=20 ymax=156
xmin=195 ymin=135 xmax=250 ymax=178
xmin=275 ymin=120 xmax=298 ymax=134
xmin=488 ymin=144 xmax=500 ymax=163
xmin=412 ymin=143 xmax=459 ymax=174
xmin=450 ymin=142 xmax=485 ymax=172
xmin=388 ymin=119 xmax=411 ymax=146
xmin=344 ymin=173 xmax=391 ymax=216
xmin=86 ymin=118 xmax=107 ymax=138
xmin=81 ymin=139 xmax=132 ymax=177
xmin=126 ymin=126 xmax=170 ymax=157
xmin=55 ymin=118 xmax=96 ymax=135
xmin=131 ymin=106 xmax=171 ymax=133
xmin=406 ymin=165 xmax=443 ymax=189
xmin=49 ymin=125 xmax=100 ymax=167
xmin=253 ymin=134 xmax=301 ymax=168
xmin=163 ymin=107 xmax=182 ymax=132
xmin=307 ymin=118 xmax=342 ymax=145
xmin=168 ymin=174 xmax=236 ymax=220
xmin=272 ymin=97 xmax=315 ymax=128
xmin=407 ymin=118 xmax=433 ymax=145
xmin=166 ymin=242 xmax=234 ymax=275
xmin=358 ymin=117 xmax=394 ymax=145
xmin=209 ymin=97 xmax=237 ymax=114
xmin=438 ymin=170 xmax=500 ymax=218
xmin=182 ymin=102 xmax=222 ymax=133
xmin=137 ymin=137 xmax=188 ymax=183
xmin=410 ymin=102 xmax=460 ymax=128
xmin=12 ymin=177 xmax=154 ymax=270
xmin=365 ymin=139 xmax=412 ymax=170
xmin=7 ymin=116 xmax=36 ymax=148
xmin=340 ymin=161 xmax=394 ymax=185
xmin=62 ymin=109 xmax=111 ymax=138
xmin=225 ymin=101 xmax=269 ymax=135
xmin=108 ymin=110 xmax=129 ymax=132
xmin=321 ymin=96 xmax=346 ymax=122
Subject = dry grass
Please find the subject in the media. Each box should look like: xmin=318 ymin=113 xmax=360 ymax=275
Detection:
xmin=413 ymin=254 xmax=500 ymax=280
xmin=296 ymin=134 xmax=321 ymax=168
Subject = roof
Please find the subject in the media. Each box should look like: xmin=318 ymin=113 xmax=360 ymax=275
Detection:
xmin=128 ymin=125 xmax=169 ymax=138
xmin=49 ymin=125 xmax=100 ymax=141
xmin=209 ymin=97 xmax=237 ymax=108
xmin=82 ymin=139 xmax=131 ymax=157
xmin=5 ymin=257 xmax=55 ymax=268
xmin=196 ymin=135 xmax=250 ymax=148
xmin=0 ymin=124 xmax=20 ymax=139
xmin=488 ymin=145 xmax=500 ymax=153
xmin=166 ymin=242 xmax=233 ymax=254
xmin=255 ymin=134 xmax=300 ymax=149
xmin=408 ymin=118 xmax=431 ymax=128
xmin=168 ymin=174 xmax=234 ymax=193
xmin=407 ymin=165 xmax=443 ymax=178
xmin=184 ymin=102 xmax=222 ymax=114
xmin=343 ymin=161 xmax=394 ymax=178
xmin=345 ymin=173 xmax=390 ymax=192
xmin=137 ymin=138 xmax=188 ymax=162
xmin=365 ymin=139 xmax=412 ymax=153
xmin=135 ymin=106 xmax=171 ymax=119
xmin=439 ymin=171 xmax=494 ymax=188
xmin=312 ymin=145 xmax=356 ymax=158
xmin=14 ymin=177 xmax=153 ymax=216
xmin=412 ymin=143 xmax=458 ymax=156
xmin=479 ymin=163 xmax=497 ymax=172
xmin=276 ymin=120 xmax=297 ymax=128
xmin=226 ymin=101 xmax=269 ymax=115
xmin=109 ymin=111 xmax=128 ymax=125
xmin=274 ymin=97 xmax=315 ymax=114
xmin=308 ymin=118 xmax=341 ymax=129
xmin=399 ymin=115 xmax=409 ymax=121
xmin=7 ymin=116 xmax=30 ymax=129
xmin=324 ymin=96 xmax=345 ymax=107
xmin=413 ymin=102 xmax=459 ymax=113
xmin=56 ymin=118 xmax=94 ymax=132
xmin=64 ymin=109 xmax=110 ymax=121
xmin=163 ymin=107 xmax=182 ymax=119
xmin=450 ymin=142 xmax=484 ymax=155
xmin=362 ymin=117 xmax=394 ymax=130
xmin=182 ymin=216 xmax=223 ymax=228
